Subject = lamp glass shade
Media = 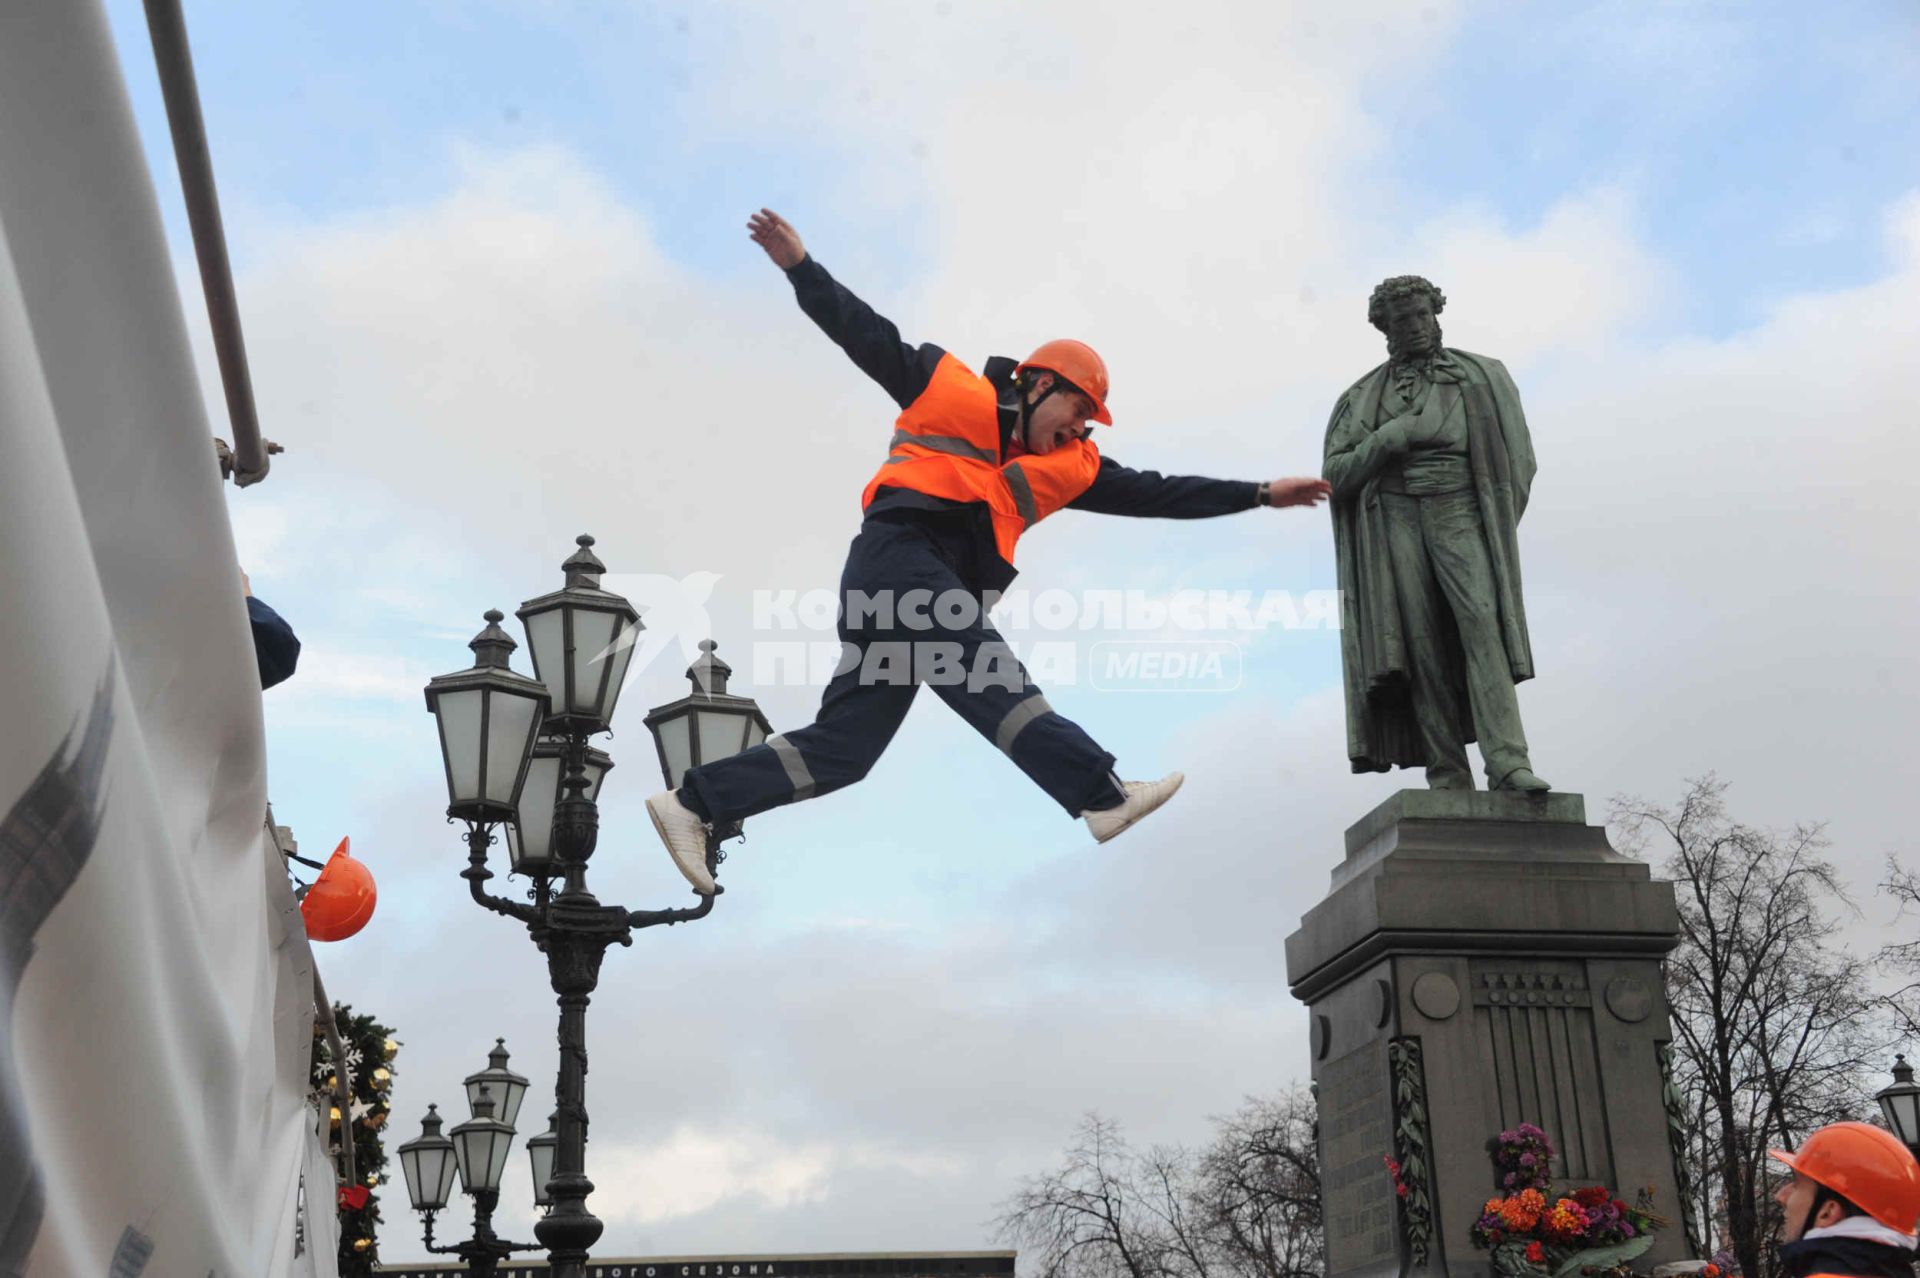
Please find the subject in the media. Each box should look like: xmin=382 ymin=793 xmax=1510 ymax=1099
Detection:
xmin=523 ymin=609 xmax=566 ymax=718
xmin=595 ymin=614 xmax=640 ymax=724
xmin=520 ymin=601 xmax=639 ymax=728
xmin=504 ymin=748 xmax=561 ymax=873
xmin=697 ymin=707 xmax=751 ymax=760
xmin=451 ymin=1107 xmax=516 ymax=1195
xmin=644 ymin=639 xmax=771 ymax=791
xmin=464 ymin=1041 xmax=531 ymax=1131
xmin=424 ymin=611 xmax=552 ymax=823
xmin=1878 ymin=1067 xmax=1920 ymax=1150
xmin=433 ymin=690 xmax=483 ymax=802
xmin=566 ymin=608 xmax=619 ymax=716
xmin=583 ymin=752 xmax=611 ymax=801
xmin=527 ymin=1118 xmax=559 ymax=1208
xmin=425 ymin=677 xmax=548 ymax=822
xmin=653 ymin=713 xmax=692 ymax=790
xmin=504 ymin=744 xmax=612 ymax=875
xmin=483 ymin=692 xmax=542 ymax=807
xmin=397 ymin=1106 xmax=459 ymax=1211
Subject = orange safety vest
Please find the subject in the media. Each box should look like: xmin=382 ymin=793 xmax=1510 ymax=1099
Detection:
xmin=860 ymin=352 xmax=1101 ymax=566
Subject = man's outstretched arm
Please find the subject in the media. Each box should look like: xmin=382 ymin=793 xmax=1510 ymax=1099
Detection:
xmin=1067 ymin=457 xmax=1329 ymax=518
xmin=748 ymin=208 xmax=943 ymax=410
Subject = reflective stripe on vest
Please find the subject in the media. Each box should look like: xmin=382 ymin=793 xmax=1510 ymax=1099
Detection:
xmin=1002 ymin=462 xmax=1039 ymax=529
xmin=889 ymin=427 xmax=997 ymax=464
xmin=860 ymin=353 xmax=1100 ymax=565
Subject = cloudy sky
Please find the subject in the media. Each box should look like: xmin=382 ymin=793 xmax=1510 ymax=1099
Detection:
xmin=97 ymin=0 xmax=1918 ymax=1263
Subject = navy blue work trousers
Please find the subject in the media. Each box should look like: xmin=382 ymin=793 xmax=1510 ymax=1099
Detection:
xmin=681 ymin=518 xmax=1122 ymax=824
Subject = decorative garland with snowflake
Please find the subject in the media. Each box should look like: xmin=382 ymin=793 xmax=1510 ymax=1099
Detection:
xmin=310 ymin=1003 xmax=400 ymax=1276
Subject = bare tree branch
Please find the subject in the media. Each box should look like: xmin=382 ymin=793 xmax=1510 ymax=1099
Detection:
xmin=1612 ymin=777 xmax=1887 ymax=1278
xmin=998 ymin=1098 xmax=1324 ymax=1278
xmin=1875 ymin=855 xmax=1920 ymax=1043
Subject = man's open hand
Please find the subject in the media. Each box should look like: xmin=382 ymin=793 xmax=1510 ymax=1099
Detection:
xmin=747 ymin=208 xmax=806 ymax=270
xmin=1265 ymin=477 xmax=1332 ymax=508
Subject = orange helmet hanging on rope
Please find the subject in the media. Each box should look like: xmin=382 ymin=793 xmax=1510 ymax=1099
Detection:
xmin=1016 ymin=339 xmax=1113 ymax=425
xmin=300 ymin=836 xmax=377 ymax=942
xmin=1769 ymin=1121 xmax=1920 ymax=1233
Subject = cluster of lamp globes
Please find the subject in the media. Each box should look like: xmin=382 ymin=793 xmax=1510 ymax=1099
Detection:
xmin=396 ymin=1040 xmax=553 ymax=1214
xmin=407 ymin=537 xmax=775 ymax=1218
xmin=421 ymin=534 xmax=770 ymax=875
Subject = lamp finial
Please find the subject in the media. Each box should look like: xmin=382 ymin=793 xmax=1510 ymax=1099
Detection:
xmin=469 ymin=611 xmax=516 ymax=669
xmin=689 ymin=638 xmax=732 ymax=695
xmin=563 ymin=534 xmax=606 ymax=588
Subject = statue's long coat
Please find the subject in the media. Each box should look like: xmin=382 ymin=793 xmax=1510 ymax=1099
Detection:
xmin=1322 ymin=348 xmax=1536 ymax=773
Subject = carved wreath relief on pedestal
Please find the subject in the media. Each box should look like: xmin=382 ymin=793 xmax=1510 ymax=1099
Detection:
xmin=1657 ymin=1042 xmax=1704 ymax=1258
xmin=1388 ymin=1038 xmax=1435 ymax=1270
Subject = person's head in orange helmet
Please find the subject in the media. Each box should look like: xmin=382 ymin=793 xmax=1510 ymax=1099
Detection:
xmin=1769 ymin=1121 xmax=1919 ymax=1276
xmin=1013 ymin=339 xmax=1111 ymax=456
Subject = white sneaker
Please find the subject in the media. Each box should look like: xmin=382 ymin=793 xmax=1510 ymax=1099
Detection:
xmin=1083 ymin=772 xmax=1185 ymax=844
xmin=646 ymin=790 xmax=715 ymax=894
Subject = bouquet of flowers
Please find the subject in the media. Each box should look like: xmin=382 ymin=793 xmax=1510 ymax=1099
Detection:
xmin=1470 ymin=1126 xmax=1663 ymax=1278
xmin=1491 ymin=1123 xmax=1555 ymax=1193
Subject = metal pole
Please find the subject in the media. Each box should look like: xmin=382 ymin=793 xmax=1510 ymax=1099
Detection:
xmin=469 ymin=1188 xmax=504 ymax=1278
xmin=535 ymin=977 xmax=604 ymax=1277
xmin=142 ymin=0 xmax=273 ymax=486
xmin=460 ymin=720 xmax=724 ymax=1272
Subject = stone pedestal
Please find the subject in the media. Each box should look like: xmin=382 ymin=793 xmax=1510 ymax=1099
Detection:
xmin=1284 ymin=791 xmax=1696 ymax=1278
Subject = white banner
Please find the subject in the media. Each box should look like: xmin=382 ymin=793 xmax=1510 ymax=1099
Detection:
xmin=0 ymin=4 xmax=329 ymax=1275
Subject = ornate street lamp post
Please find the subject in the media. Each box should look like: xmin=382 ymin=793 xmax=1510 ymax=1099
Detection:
xmin=423 ymin=534 xmax=769 ymax=1278
xmin=1875 ymin=1054 xmax=1920 ymax=1159
xmin=397 ymin=1076 xmax=539 ymax=1277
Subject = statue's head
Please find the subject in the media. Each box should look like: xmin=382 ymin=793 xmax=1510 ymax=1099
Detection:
xmin=1367 ymin=275 xmax=1445 ymax=363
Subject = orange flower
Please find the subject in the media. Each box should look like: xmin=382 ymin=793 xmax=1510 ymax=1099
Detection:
xmin=1544 ymin=1202 xmax=1587 ymax=1240
xmin=1486 ymin=1197 xmax=1508 ymax=1217
xmin=1499 ymin=1188 xmax=1546 ymax=1230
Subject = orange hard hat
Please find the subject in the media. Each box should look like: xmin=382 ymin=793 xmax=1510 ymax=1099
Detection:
xmin=1769 ymin=1121 xmax=1920 ymax=1233
xmin=1016 ymin=339 xmax=1112 ymax=425
xmin=300 ymin=837 xmax=377 ymax=943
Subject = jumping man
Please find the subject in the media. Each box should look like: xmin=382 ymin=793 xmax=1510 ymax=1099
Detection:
xmin=647 ymin=209 xmax=1330 ymax=892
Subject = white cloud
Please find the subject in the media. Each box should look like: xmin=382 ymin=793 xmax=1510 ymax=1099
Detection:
xmin=1413 ymin=188 xmax=1667 ymax=365
xmin=275 ymin=649 xmax=436 ymax=702
xmin=586 ymin=1127 xmax=963 ymax=1227
xmin=590 ymin=1129 xmax=832 ymax=1224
